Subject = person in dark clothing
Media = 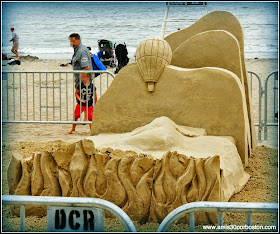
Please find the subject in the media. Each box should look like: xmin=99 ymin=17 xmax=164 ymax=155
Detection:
xmin=114 ymin=43 xmax=129 ymax=74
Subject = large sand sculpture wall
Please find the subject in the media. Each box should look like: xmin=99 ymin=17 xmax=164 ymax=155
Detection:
xmin=164 ymin=10 xmax=257 ymax=151
xmin=8 ymin=117 xmax=250 ymax=224
xmin=170 ymin=29 xmax=252 ymax=155
xmin=171 ymin=30 xmax=244 ymax=85
xmin=90 ymin=38 xmax=250 ymax=165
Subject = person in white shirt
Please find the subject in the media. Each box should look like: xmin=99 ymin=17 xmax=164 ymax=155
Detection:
xmin=10 ymin=27 xmax=20 ymax=59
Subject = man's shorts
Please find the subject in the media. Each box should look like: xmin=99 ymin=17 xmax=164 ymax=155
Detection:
xmin=74 ymin=104 xmax=93 ymax=121
xmin=12 ymin=41 xmax=19 ymax=51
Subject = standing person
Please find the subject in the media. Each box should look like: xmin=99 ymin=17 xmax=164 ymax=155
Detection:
xmin=69 ymin=33 xmax=93 ymax=87
xmin=68 ymin=73 xmax=97 ymax=134
xmin=69 ymin=33 xmax=95 ymax=122
xmin=10 ymin=27 xmax=20 ymax=59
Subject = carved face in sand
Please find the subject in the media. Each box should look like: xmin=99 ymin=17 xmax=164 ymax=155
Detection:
xmin=136 ymin=38 xmax=172 ymax=92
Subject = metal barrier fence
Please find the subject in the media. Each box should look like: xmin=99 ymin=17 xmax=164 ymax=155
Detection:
xmin=248 ymin=70 xmax=264 ymax=142
xmin=247 ymin=70 xmax=278 ymax=143
xmin=3 ymin=196 xmax=277 ymax=232
xmin=2 ymin=195 xmax=136 ymax=232
xmin=157 ymin=201 xmax=278 ymax=232
xmin=1 ymin=70 xmax=115 ymax=124
xmin=264 ymin=71 xmax=278 ymax=141
xmin=1 ymin=70 xmax=278 ymax=143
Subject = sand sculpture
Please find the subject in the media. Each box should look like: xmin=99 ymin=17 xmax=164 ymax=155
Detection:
xmin=91 ymin=37 xmax=250 ymax=165
xmin=171 ymin=30 xmax=244 ymax=85
xmin=8 ymin=117 xmax=249 ymax=224
xmin=7 ymin=12 xmax=253 ymax=224
xmin=170 ymin=29 xmax=252 ymax=156
xmin=136 ymin=38 xmax=172 ymax=92
xmin=165 ymin=10 xmax=257 ymax=152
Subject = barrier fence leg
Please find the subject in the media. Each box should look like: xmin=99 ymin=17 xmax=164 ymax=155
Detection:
xmin=20 ymin=205 xmax=25 ymax=232
xmin=189 ymin=212 xmax=195 ymax=232
xmin=276 ymin=212 xmax=278 ymax=232
xmin=246 ymin=213 xmax=251 ymax=232
xmin=218 ymin=212 xmax=223 ymax=232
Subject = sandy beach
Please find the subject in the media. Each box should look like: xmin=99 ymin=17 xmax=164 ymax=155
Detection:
xmin=1 ymin=57 xmax=278 ymax=231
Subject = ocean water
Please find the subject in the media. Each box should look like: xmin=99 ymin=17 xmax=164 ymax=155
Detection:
xmin=1 ymin=1 xmax=278 ymax=59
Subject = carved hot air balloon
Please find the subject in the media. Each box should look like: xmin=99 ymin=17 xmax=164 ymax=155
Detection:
xmin=136 ymin=38 xmax=172 ymax=92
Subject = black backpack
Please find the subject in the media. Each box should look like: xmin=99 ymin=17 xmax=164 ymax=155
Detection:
xmin=115 ymin=43 xmax=129 ymax=67
xmin=98 ymin=39 xmax=114 ymax=59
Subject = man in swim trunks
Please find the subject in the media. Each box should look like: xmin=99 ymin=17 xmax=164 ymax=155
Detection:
xmin=10 ymin=27 xmax=20 ymax=59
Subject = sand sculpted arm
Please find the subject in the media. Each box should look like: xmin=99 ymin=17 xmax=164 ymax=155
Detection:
xmin=100 ymin=157 xmax=127 ymax=207
xmin=94 ymin=153 xmax=110 ymax=196
xmin=52 ymin=144 xmax=75 ymax=197
xmin=69 ymin=139 xmax=97 ymax=197
xmin=58 ymin=169 xmax=72 ymax=197
xmin=83 ymin=155 xmax=99 ymax=197
xmin=118 ymin=157 xmax=153 ymax=223
xmin=150 ymin=153 xmax=177 ymax=222
xmin=69 ymin=142 xmax=88 ymax=197
xmin=195 ymin=158 xmax=206 ymax=200
xmin=31 ymin=153 xmax=44 ymax=196
xmin=14 ymin=158 xmax=32 ymax=196
xmin=40 ymin=151 xmax=61 ymax=196
xmin=7 ymin=152 xmax=23 ymax=195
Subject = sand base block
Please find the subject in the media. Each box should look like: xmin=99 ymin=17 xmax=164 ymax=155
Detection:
xmin=7 ymin=117 xmax=249 ymax=224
